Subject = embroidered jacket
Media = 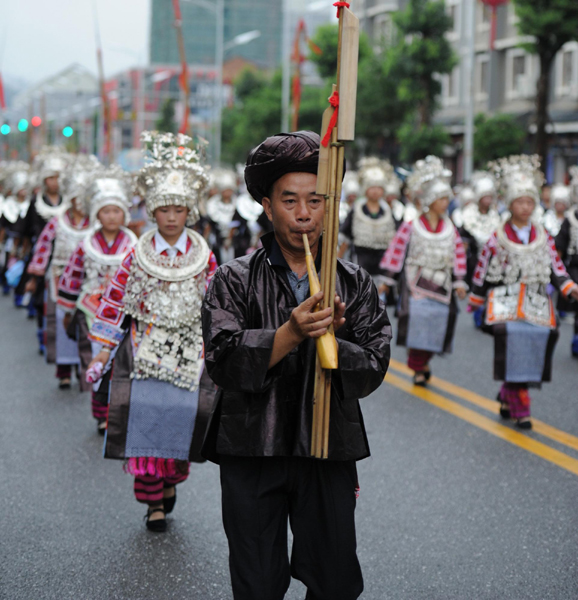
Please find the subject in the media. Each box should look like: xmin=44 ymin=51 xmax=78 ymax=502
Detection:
xmin=380 ymin=214 xmax=467 ymax=289
xmin=57 ymin=228 xmax=136 ymax=314
xmin=27 ymin=212 xmax=90 ymax=277
xmin=90 ymin=230 xmax=218 ymax=349
xmin=469 ymin=222 xmax=576 ymax=307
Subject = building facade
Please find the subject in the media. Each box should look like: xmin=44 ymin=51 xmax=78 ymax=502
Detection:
xmin=149 ymin=0 xmax=284 ymax=71
xmin=359 ymin=0 xmax=578 ymax=183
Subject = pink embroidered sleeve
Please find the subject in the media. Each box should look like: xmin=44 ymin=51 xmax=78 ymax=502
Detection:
xmin=57 ymin=242 xmax=86 ymax=312
xmin=27 ymin=217 xmax=58 ymax=276
xmin=546 ymin=233 xmax=576 ymax=296
xmin=89 ymin=250 xmax=135 ymax=348
xmin=205 ymin=251 xmax=218 ymax=290
xmin=453 ymin=229 xmax=467 ymax=280
xmin=380 ymin=222 xmax=412 ymax=274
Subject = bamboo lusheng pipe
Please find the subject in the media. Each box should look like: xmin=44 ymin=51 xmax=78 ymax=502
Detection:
xmin=311 ymin=4 xmax=359 ymax=459
xmin=303 ymin=234 xmax=338 ymax=370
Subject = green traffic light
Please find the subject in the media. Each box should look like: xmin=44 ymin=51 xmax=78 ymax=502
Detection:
xmin=0 ymin=124 xmax=10 ymax=135
xmin=62 ymin=126 xmax=74 ymax=138
xmin=18 ymin=119 xmax=29 ymax=132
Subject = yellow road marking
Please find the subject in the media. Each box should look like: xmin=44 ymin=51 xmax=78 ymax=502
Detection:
xmin=384 ymin=372 xmax=578 ymax=477
xmin=388 ymin=358 xmax=578 ymax=454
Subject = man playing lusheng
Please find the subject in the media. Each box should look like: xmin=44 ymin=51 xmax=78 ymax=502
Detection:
xmin=201 ymin=131 xmax=392 ymax=600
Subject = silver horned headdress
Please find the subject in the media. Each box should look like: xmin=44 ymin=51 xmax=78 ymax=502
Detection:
xmin=136 ymin=131 xmax=210 ymax=226
xmin=83 ymin=164 xmax=133 ymax=225
xmin=61 ymin=154 xmax=102 ymax=208
xmin=470 ymin=170 xmax=497 ymax=204
xmin=409 ymin=156 xmax=452 ymax=211
xmin=32 ymin=146 xmax=70 ymax=186
xmin=358 ymin=157 xmax=400 ymax=197
xmin=488 ymin=154 xmax=544 ymax=207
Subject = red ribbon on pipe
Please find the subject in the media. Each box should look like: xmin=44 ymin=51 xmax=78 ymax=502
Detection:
xmin=333 ymin=2 xmax=350 ymax=17
xmin=321 ymin=91 xmax=340 ymax=147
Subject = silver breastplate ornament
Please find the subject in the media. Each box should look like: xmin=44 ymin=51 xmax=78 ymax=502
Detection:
xmin=351 ymin=199 xmax=396 ymax=249
xmin=123 ymin=229 xmax=210 ymax=391
xmin=486 ymin=223 xmax=551 ymax=286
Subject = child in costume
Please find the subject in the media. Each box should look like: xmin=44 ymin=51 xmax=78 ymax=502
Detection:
xmin=469 ymin=155 xmax=578 ymax=428
xmin=57 ymin=165 xmax=137 ymax=432
xmin=26 ymin=155 xmax=97 ymax=388
xmin=381 ymin=156 xmax=468 ymax=386
xmin=88 ymin=132 xmax=217 ymax=532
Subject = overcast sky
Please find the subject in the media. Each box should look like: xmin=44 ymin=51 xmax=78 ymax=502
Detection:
xmin=0 ymin=0 xmax=151 ymax=84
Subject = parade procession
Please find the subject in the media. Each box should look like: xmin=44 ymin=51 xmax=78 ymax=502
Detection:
xmin=2 ymin=1 xmax=578 ymax=599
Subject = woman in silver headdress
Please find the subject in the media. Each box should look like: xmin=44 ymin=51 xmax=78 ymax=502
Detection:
xmin=554 ymin=167 xmax=578 ymax=357
xmin=381 ymin=156 xmax=468 ymax=385
xmin=87 ymin=132 xmax=217 ymax=532
xmin=339 ymin=158 xmax=400 ymax=297
xmin=25 ymin=155 xmax=97 ymax=388
xmin=57 ymin=165 xmax=137 ymax=433
xmin=470 ymin=155 xmax=578 ymax=428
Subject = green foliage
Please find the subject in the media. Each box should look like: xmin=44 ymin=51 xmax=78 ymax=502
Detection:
xmin=397 ymin=120 xmax=450 ymax=163
xmin=221 ymin=70 xmax=327 ymax=165
xmin=514 ymin=0 xmax=578 ymax=58
xmin=387 ymin=0 xmax=457 ymax=126
xmin=222 ymin=2 xmax=458 ymax=166
xmin=155 ymin=98 xmax=177 ymax=134
xmin=308 ymin=24 xmax=372 ymax=80
xmin=473 ymin=113 xmax=527 ymax=167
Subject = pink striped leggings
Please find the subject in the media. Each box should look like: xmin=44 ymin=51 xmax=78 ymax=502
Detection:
xmin=133 ymin=473 xmax=189 ymax=506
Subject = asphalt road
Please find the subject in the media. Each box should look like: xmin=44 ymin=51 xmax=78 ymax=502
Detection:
xmin=1 ymin=294 xmax=577 ymax=600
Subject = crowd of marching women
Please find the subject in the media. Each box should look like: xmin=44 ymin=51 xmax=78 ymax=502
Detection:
xmin=1 ymin=137 xmax=578 ymax=537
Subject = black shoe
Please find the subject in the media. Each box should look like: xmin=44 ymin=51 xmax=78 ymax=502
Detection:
xmin=413 ymin=372 xmax=427 ymax=387
xmin=164 ymin=486 xmax=177 ymax=514
xmin=496 ymin=392 xmax=511 ymax=419
xmin=145 ymin=507 xmax=167 ymax=532
xmin=516 ymin=418 xmax=532 ymax=430
xmin=97 ymin=419 xmax=107 ymax=436
xmin=424 ymin=368 xmax=431 ymax=381
xmin=59 ymin=378 xmax=71 ymax=390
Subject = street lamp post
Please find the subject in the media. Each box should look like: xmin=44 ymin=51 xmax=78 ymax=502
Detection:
xmin=182 ymin=0 xmax=260 ymax=166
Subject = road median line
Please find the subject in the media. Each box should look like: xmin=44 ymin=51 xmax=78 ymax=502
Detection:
xmin=384 ymin=372 xmax=578 ymax=477
xmin=388 ymin=358 xmax=578 ymax=454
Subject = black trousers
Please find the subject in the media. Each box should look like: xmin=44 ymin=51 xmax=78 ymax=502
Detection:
xmin=219 ymin=456 xmax=363 ymax=600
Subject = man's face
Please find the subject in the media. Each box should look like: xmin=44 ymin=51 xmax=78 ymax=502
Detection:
xmin=262 ymin=172 xmax=325 ymax=254
xmin=45 ymin=175 xmax=59 ymax=195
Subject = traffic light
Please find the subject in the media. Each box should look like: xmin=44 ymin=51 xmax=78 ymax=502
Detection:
xmin=31 ymin=116 xmax=42 ymax=127
xmin=62 ymin=126 xmax=74 ymax=138
xmin=17 ymin=119 xmax=29 ymax=132
xmin=0 ymin=124 xmax=10 ymax=135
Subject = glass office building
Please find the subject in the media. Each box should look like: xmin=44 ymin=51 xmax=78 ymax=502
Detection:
xmin=149 ymin=0 xmax=283 ymax=70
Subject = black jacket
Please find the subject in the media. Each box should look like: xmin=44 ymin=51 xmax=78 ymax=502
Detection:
xmin=201 ymin=232 xmax=392 ymax=463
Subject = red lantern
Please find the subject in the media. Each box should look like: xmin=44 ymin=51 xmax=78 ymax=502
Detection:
xmin=481 ymin=0 xmax=509 ymax=50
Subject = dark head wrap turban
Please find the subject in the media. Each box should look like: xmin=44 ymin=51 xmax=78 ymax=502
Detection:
xmin=244 ymin=131 xmax=322 ymax=204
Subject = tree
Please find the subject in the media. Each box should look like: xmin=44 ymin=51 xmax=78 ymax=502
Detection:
xmin=307 ymin=24 xmax=372 ymax=80
xmin=155 ymin=98 xmax=177 ymax=134
xmin=388 ymin=0 xmax=457 ymax=127
xmin=309 ymin=25 xmax=404 ymax=156
xmin=473 ymin=113 xmax=527 ymax=167
xmin=397 ymin=121 xmax=450 ymax=163
xmin=513 ymin=0 xmax=578 ymax=169
xmin=385 ymin=0 xmax=457 ymax=163
xmin=221 ymin=70 xmax=327 ymax=165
